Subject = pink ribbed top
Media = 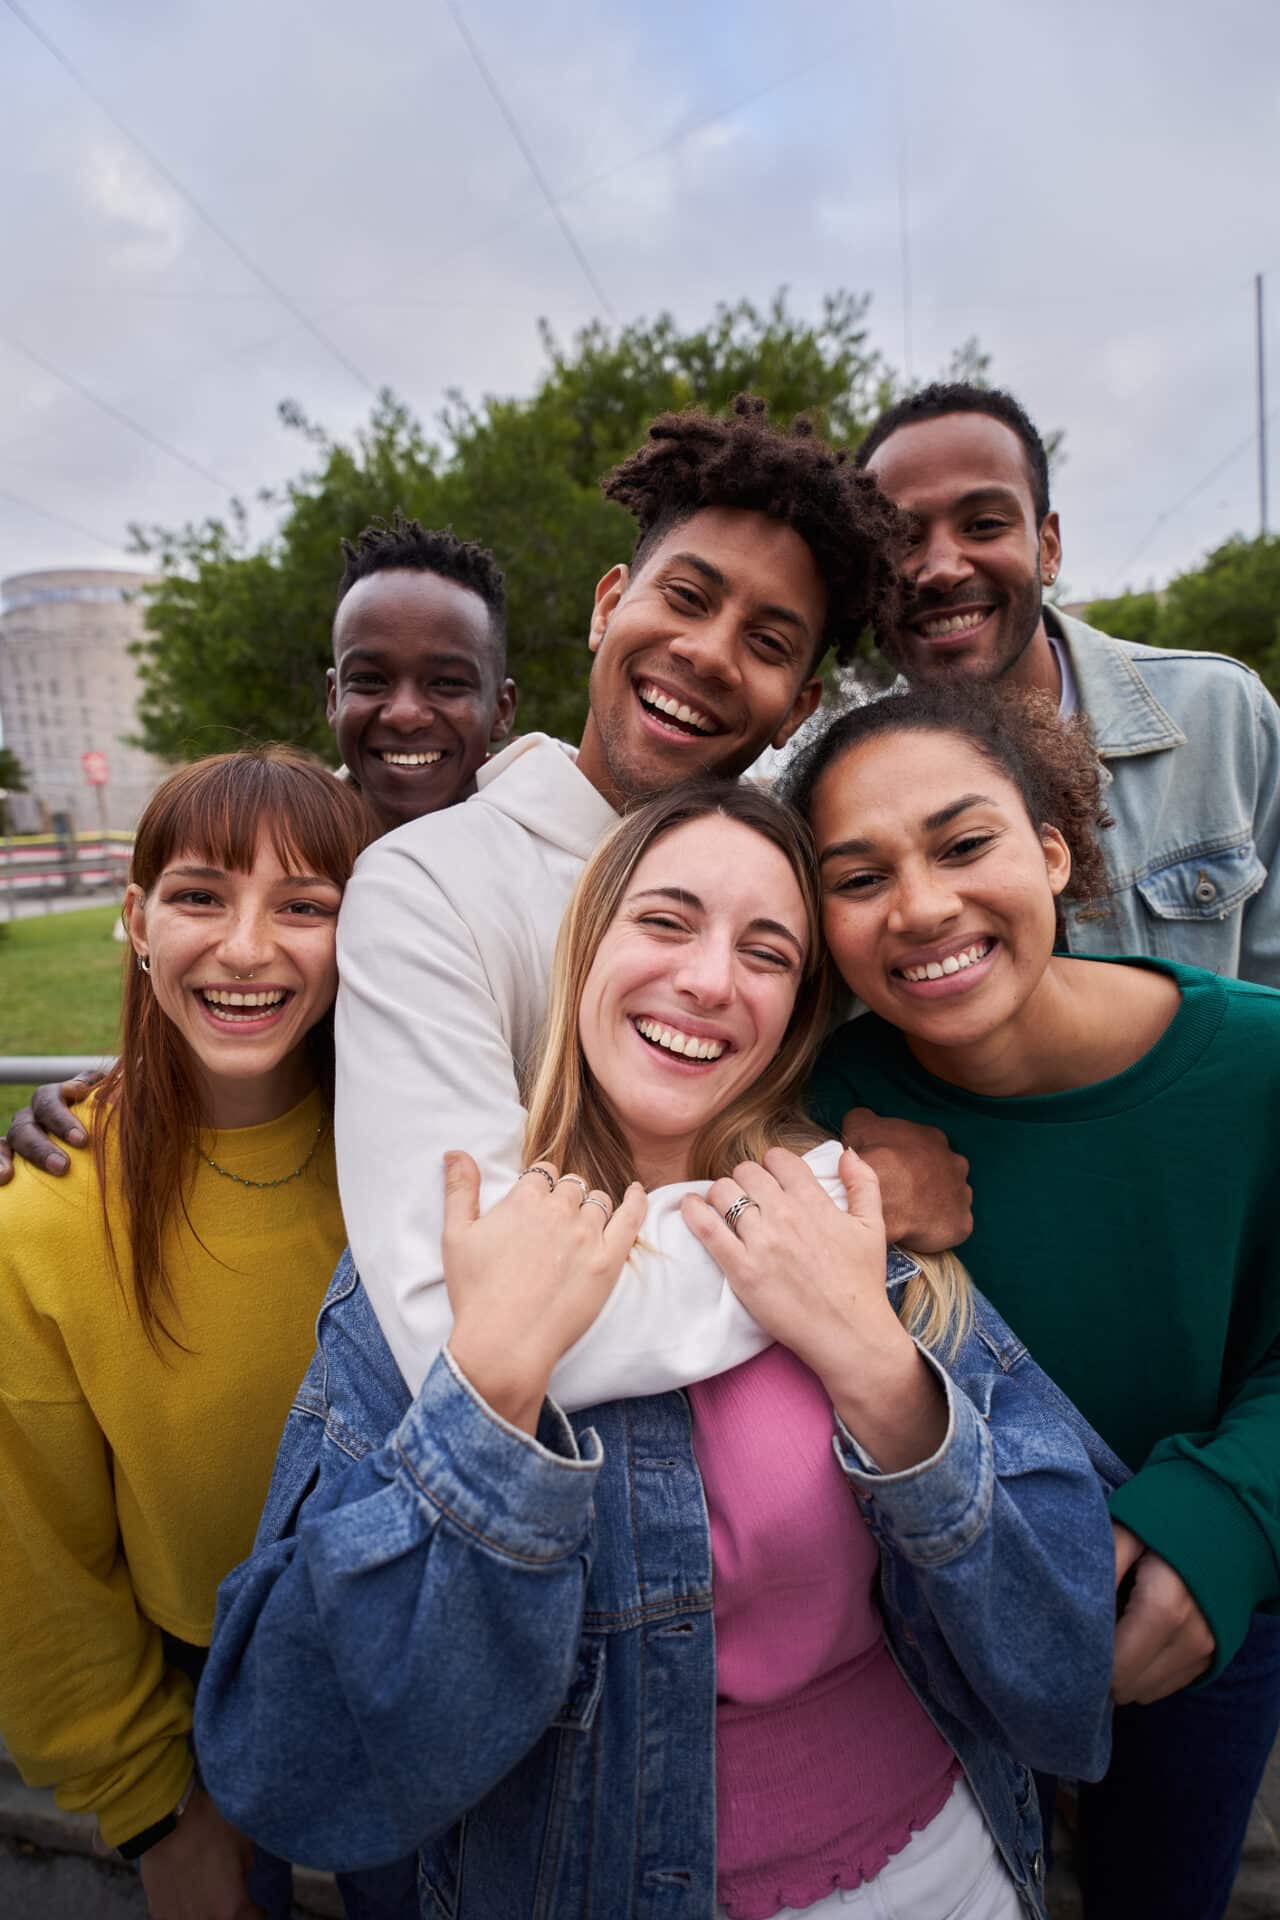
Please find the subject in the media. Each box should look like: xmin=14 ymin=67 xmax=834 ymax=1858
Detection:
xmin=687 ymin=1344 xmax=959 ymax=1920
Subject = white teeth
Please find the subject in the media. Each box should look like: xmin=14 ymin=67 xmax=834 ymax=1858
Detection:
xmin=898 ymin=940 xmax=993 ymax=984
xmin=920 ymin=610 xmax=988 ymax=638
xmin=201 ymin=989 xmax=288 ymax=1010
xmin=637 ymin=682 xmax=716 ymax=734
xmin=381 ymin=751 xmax=443 ymax=767
xmin=634 ymin=1017 xmax=725 ymax=1060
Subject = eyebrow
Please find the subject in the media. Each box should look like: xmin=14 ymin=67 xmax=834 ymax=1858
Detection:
xmin=946 ymin=486 xmax=1025 ymax=514
xmin=665 ymin=552 xmax=809 ymax=635
xmin=819 ymin=794 xmax=997 ymax=862
xmin=164 ymin=863 xmax=340 ymax=889
xmin=631 ymin=885 xmax=805 ymax=954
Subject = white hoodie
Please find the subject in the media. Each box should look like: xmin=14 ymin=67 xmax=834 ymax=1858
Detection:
xmin=337 ymin=732 xmax=845 ymax=1409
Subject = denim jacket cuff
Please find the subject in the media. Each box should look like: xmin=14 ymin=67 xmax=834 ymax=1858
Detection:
xmin=392 ymin=1348 xmax=602 ymax=1563
xmin=833 ymin=1344 xmax=994 ymax=1561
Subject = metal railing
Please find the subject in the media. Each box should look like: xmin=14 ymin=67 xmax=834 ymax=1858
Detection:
xmin=0 ymin=1056 xmax=113 ymax=1084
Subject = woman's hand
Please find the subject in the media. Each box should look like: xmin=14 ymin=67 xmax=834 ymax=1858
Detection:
xmin=681 ymin=1146 xmax=947 ymax=1471
xmin=443 ymin=1154 xmax=647 ymax=1434
xmin=138 ymin=1787 xmax=264 ymax=1920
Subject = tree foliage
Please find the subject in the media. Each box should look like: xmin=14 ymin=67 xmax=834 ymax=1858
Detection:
xmin=129 ymin=291 xmax=982 ymax=757
xmin=0 ymin=745 xmax=27 ymax=835
xmin=1085 ymin=534 xmax=1280 ymax=698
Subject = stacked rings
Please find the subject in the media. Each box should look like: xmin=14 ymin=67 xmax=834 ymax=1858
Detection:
xmin=723 ymin=1194 xmax=759 ymax=1232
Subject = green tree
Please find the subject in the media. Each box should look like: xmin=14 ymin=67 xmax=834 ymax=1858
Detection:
xmin=0 ymin=745 xmax=27 ymax=834
xmin=129 ymin=290 xmax=975 ymax=755
xmin=1080 ymin=589 xmax=1164 ymax=648
xmin=1087 ymin=536 xmax=1280 ymax=700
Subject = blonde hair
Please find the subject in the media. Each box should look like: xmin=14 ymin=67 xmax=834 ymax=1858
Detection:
xmin=522 ymin=778 xmax=971 ymax=1354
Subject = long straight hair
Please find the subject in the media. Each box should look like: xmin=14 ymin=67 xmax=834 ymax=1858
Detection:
xmin=522 ymin=779 xmax=973 ymax=1355
xmin=93 ymin=746 xmax=372 ymax=1350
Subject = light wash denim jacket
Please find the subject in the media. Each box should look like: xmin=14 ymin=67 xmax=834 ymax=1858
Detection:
xmin=1051 ymin=609 xmax=1280 ymax=985
xmin=195 ymin=1252 xmax=1127 ymax=1920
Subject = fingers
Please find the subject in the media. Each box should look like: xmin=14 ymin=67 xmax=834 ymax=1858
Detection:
xmin=1111 ymin=1549 xmax=1216 ymax=1704
xmin=681 ymin=1191 xmax=748 ymax=1273
xmin=33 ymin=1077 xmax=95 ymax=1149
xmin=603 ymin=1181 xmax=647 ymax=1252
xmin=442 ymin=1151 xmax=482 ymax=1230
xmin=1111 ymin=1520 xmax=1146 ymax=1589
xmin=0 ymin=1137 xmax=11 ymax=1185
xmin=840 ymin=1106 xmax=880 ymax=1152
xmin=7 ymin=1108 xmax=73 ymax=1175
xmin=838 ymin=1147 xmax=884 ymax=1229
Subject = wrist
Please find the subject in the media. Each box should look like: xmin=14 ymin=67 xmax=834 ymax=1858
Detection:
xmin=445 ymin=1332 xmax=551 ymax=1436
xmin=117 ymin=1774 xmax=196 ymax=1861
xmin=828 ymin=1336 xmax=948 ymax=1473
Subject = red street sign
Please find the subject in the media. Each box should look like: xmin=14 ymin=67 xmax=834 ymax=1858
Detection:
xmin=81 ymin=750 xmax=109 ymax=786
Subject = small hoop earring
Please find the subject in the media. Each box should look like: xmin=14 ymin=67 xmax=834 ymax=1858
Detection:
xmin=137 ymin=954 xmax=151 ymax=974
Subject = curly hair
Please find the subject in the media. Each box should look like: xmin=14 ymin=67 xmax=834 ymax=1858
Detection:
xmin=781 ymin=678 xmax=1113 ymax=914
xmin=855 ymin=382 xmax=1051 ymax=525
xmin=601 ymin=394 xmax=906 ymax=669
xmin=336 ymin=510 xmax=507 ymax=664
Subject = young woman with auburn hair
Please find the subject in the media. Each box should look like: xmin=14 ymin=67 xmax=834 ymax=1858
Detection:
xmin=198 ymin=779 xmax=1126 ymax=1920
xmin=0 ymin=747 xmax=391 ymax=1920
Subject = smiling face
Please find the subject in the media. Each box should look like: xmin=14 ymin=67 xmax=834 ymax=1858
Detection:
xmin=865 ymin=413 xmax=1061 ymax=690
xmin=810 ymin=728 xmax=1070 ymax=1060
xmin=577 ymin=816 xmax=810 ymax=1186
xmin=575 ymin=507 xmax=827 ymax=808
xmin=327 ymin=569 xmax=516 ymax=832
xmin=125 ymin=830 xmax=344 ymax=1127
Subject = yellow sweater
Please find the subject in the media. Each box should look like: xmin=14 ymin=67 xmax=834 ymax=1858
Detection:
xmin=0 ymin=1088 xmax=344 ymax=1847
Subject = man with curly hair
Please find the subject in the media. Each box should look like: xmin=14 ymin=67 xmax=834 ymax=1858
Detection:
xmin=333 ymin=397 xmax=967 ymax=1395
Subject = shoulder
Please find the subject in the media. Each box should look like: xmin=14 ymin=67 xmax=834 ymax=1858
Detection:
xmin=0 ymin=1145 xmax=107 ymax=1327
xmin=1065 ymin=615 xmax=1267 ymax=704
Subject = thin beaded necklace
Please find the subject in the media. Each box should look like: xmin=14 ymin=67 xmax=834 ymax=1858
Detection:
xmin=203 ymin=1120 xmax=326 ymax=1191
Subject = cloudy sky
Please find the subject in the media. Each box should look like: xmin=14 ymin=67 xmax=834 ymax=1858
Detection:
xmin=1 ymin=0 xmax=1277 ymax=607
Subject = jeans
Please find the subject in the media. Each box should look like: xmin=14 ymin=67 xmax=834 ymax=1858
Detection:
xmin=1037 ymin=1610 xmax=1280 ymax=1920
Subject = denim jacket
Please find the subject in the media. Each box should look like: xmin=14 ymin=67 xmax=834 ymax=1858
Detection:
xmin=195 ymin=1253 xmax=1127 ymax=1920
xmin=1050 ymin=609 xmax=1280 ymax=986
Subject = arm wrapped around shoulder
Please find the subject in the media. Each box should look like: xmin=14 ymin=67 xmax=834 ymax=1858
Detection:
xmin=196 ymin=1347 xmax=601 ymax=1871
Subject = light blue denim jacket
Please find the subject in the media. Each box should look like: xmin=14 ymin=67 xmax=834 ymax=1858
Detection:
xmin=1051 ymin=609 xmax=1280 ymax=985
xmin=195 ymin=1252 xmax=1127 ymax=1920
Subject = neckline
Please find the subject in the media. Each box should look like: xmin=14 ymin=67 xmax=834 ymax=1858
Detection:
xmin=862 ymin=957 xmax=1227 ymax=1122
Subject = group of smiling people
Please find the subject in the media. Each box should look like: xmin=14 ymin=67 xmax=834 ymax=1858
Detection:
xmin=1 ymin=384 xmax=1278 ymax=1920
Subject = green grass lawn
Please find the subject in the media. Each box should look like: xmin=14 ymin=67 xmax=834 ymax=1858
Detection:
xmin=0 ymin=905 xmax=125 ymax=1113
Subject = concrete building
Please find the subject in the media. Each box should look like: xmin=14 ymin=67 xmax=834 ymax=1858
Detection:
xmin=0 ymin=568 xmax=167 ymax=833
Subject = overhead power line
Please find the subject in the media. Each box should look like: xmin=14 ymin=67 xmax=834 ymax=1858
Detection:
xmin=1 ymin=0 xmax=377 ymax=396
xmin=437 ymin=0 xmax=613 ymax=316
xmin=0 ymin=328 xmax=236 ymax=493
xmin=1106 ymin=408 xmax=1278 ymax=592
xmin=0 ymin=484 xmax=123 ymax=553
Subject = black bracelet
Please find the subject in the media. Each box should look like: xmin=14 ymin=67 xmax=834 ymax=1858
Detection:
xmin=116 ymin=1776 xmax=195 ymax=1860
xmin=116 ymin=1812 xmax=178 ymax=1860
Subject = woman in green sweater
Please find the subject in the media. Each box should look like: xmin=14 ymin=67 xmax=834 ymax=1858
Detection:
xmin=786 ymin=681 xmax=1280 ymax=1920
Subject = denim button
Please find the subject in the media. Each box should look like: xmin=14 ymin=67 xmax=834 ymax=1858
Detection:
xmin=1194 ymin=871 xmax=1217 ymax=904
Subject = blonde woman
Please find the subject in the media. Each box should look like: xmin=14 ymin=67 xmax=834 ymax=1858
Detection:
xmin=197 ymin=779 xmax=1124 ymax=1920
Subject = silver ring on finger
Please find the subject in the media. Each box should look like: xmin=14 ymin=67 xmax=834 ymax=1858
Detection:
xmin=581 ymin=1193 xmax=612 ymax=1220
xmin=723 ymin=1194 xmax=760 ymax=1234
xmin=519 ymin=1165 xmax=556 ymax=1193
xmin=557 ymin=1173 xmax=590 ymax=1198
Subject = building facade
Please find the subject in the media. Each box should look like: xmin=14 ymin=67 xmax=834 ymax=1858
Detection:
xmin=0 ymin=568 xmax=167 ymax=833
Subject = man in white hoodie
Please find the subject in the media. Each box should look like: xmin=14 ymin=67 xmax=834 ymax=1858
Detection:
xmin=336 ymin=396 xmax=970 ymax=1397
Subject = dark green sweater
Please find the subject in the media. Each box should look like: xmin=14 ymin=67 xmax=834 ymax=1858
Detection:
xmin=810 ymin=957 xmax=1280 ymax=1676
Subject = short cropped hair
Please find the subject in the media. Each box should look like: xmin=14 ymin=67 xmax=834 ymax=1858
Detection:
xmin=602 ymin=394 xmax=905 ymax=668
xmin=855 ymin=383 xmax=1051 ymax=525
xmin=336 ymin=511 xmax=507 ymax=664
